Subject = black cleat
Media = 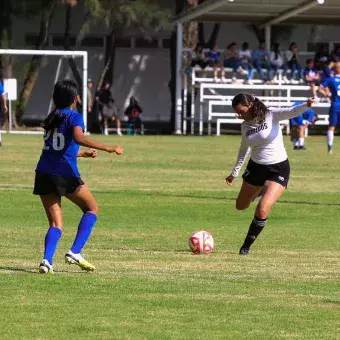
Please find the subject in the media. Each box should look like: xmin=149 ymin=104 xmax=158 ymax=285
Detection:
xmin=239 ymin=248 xmax=250 ymax=256
xmin=293 ymin=145 xmax=299 ymax=150
xmin=298 ymin=146 xmax=307 ymax=150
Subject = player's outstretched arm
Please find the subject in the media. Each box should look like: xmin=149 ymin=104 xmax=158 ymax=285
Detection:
xmin=73 ymin=126 xmax=123 ymax=155
xmin=272 ymin=98 xmax=316 ymax=121
xmin=78 ymin=149 xmax=98 ymax=158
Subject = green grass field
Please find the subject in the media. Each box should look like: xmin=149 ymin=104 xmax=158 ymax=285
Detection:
xmin=0 ymin=134 xmax=340 ymax=340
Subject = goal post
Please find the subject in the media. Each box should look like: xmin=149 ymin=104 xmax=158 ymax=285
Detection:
xmin=0 ymin=49 xmax=88 ymax=134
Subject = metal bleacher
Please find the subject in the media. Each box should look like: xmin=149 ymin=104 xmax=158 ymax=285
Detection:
xmin=183 ymin=66 xmax=331 ymax=136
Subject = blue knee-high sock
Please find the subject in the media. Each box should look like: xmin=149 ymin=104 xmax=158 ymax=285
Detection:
xmin=44 ymin=227 xmax=62 ymax=265
xmin=71 ymin=212 xmax=97 ymax=254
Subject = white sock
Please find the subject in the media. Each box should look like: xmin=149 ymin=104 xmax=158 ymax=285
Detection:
xmin=293 ymin=138 xmax=299 ymax=146
xmin=104 ymin=128 xmax=108 ymax=136
xmin=298 ymin=137 xmax=304 ymax=146
xmin=327 ymin=130 xmax=334 ymax=147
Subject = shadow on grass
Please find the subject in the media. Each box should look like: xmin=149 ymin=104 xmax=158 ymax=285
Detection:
xmin=0 ymin=266 xmax=38 ymax=274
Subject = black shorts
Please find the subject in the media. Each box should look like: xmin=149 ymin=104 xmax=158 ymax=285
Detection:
xmin=33 ymin=172 xmax=84 ymax=197
xmin=242 ymin=159 xmax=290 ymax=188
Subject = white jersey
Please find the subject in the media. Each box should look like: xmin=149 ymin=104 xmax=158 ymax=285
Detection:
xmin=231 ymin=104 xmax=308 ymax=177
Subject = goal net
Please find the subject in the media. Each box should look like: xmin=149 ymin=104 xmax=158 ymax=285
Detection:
xmin=0 ymin=49 xmax=88 ymax=135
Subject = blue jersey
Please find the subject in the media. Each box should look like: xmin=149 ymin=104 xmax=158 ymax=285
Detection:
xmin=290 ymin=102 xmax=315 ymax=126
xmin=36 ymin=108 xmax=85 ymax=178
xmin=321 ymin=75 xmax=340 ymax=109
xmin=207 ymin=51 xmax=220 ymax=62
xmin=0 ymin=82 xmax=4 ymax=95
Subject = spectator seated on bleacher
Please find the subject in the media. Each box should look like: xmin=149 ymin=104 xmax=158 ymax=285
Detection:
xmin=206 ymin=44 xmax=226 ymax=83
xmin=270 ymin=42 xmax=288 ymax=83
xmin=304 ymin=59 xmax=320 ymax=98
xmin=124 ymin=96 xmax=144 ymax=135
xmin=102 ymin=98 xmax=122 ymax=136
xmin=252 ymin=40 xmax=272 ymax=82
xmin=239 ymin=42 xmax=255 ymax=84
xmin=331 ymin=46 xmax=340 ymax=62
xmin=190 ymin=43 xmax=209 ymax=70
xmin=285 ymin=42 xmax=304 ymax=84
xmin=223 ymin=42 xmax=245 ymax=82
xmin=314 ymin=45 xmax=330 ymax=71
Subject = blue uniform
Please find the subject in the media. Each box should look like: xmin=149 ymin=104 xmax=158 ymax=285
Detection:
xmin=290 ymin=102 xmax=315 ymax=126
xmin=36 ymin=108 xmax=85 ymax=178
xmin=0 ymin=82 xmax=4 ymax=95
xmin=321 ymin=75 xmax=340 ymax=126
xmin=207 ymin=51 xmax=221 ymax=63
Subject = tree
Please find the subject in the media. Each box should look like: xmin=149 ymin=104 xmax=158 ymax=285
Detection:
xmin=15 ymin=0 xmax=57 ymax=123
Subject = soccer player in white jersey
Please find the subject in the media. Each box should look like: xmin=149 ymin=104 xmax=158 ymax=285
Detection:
xmin=225 ymin=93 xmax=315 ymax=255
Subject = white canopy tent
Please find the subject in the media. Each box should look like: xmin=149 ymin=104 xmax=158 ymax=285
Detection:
xmin=173 ymin=0 xmax=340 ymax=134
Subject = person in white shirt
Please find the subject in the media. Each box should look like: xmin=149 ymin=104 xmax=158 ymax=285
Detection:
xmin=102 ymin=98 xmax=122 ymax=136
xmin=270 ymin=42 xmax=288 ymax=83
xmin=225 ymin=93 xmax=315 ymax=255
xmin=239 ymin=42 xmax=254 ymax=83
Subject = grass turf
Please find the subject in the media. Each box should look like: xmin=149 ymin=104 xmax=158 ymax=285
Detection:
xmin=0 ymin=134 xmax=339 ymax=340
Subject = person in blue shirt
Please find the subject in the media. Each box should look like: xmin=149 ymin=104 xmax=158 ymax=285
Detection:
xmin=252 ymin=41 xmax=271 ymax=82
xmin=206 ymin=44 xmax=226 ymax=82
xmin=290 ymin=102 xmax=317 ymax=150
xmin=322 ymin=60 xmax=334 ymax=82
xmin=304 ymin=59 xmax=320 ymax=98
xmin=319 ymin=62 xmax=340 ymax=153
xmin=34 ymin=80 xmax=123 ymax=274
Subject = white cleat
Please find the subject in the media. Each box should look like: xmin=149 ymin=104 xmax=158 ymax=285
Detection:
xmin=39 ymin=259 xmax=54 ymax=274
xmin=65 ymin=250 xmax=95 ymax=272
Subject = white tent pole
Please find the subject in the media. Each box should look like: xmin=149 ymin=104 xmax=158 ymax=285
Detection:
xmin=175 ymin=22 xmax=183 ymax=135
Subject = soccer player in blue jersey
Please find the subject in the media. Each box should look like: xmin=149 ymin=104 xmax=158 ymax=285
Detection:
xmin=319 ymin=62 xmax=340 ymax=154
xmin=34 ymin=80 xmax=123 ymax=274
xmin=290 ymin=102 xmax=317 ymax=150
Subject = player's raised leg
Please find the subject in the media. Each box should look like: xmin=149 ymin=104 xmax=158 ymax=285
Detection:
xmin=239 ymin=181 xmax=285 ymax=255
xmin=65 ymin=185 xmax=99 ymax=271
xmin=327 ymin=125 xmax=335 ymax=154
xmin=235 ymin=180 xmax=263 ymax=211
xmin=39 ymin=194 xmax=63 ymax=274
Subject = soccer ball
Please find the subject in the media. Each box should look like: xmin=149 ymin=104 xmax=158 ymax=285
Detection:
xmin=189 ymin=231 xmax=214 ymax=254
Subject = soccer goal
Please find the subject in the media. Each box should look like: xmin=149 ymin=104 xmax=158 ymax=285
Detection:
xmin=0 ymin=49 xmax=88 ymax=135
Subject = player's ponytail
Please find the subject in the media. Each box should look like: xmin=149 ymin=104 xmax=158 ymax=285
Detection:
xmin=41 ymin=80 xmax=78 ymax=132
xmin=41 ymin=109 xmax=66 ymax=131
xmin=232 ymin=92 xmax=268 ymax=124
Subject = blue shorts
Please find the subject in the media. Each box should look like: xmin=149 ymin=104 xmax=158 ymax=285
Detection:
xmin=290 ymin=115 xmax=304 ymax=126
xmin=329 ymin=109 xmax=340 ymax=127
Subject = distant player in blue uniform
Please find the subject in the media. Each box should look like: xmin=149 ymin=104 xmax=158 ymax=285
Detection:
xmin=206 ymin=44 xmax=226 ymax=82
xmin=34 ymin=80 xmax=123 ymax=274
xmin=290 ymin=102 xmax=317 ymax=150
xmin=319 ymin=62 xmax=340 ymax=153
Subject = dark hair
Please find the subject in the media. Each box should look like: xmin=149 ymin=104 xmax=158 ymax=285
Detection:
xmin=195 ymin=43 xmax=203 ymax=52
xmin=242 ymin=42 xmax=249 ymax=50
xmin=227 ymin=42 xmax=237 ymax=49
xmin=41 ymin=80 xmax=78 ymax=131
xmin=232 ymin=92 xmax=268 ymax=124
xmin=306 ymin=58 xmax=313 ymax=65
xmin=272 ymin=42 xmax=280 ymax=60
xmin=289 ymin=42 xmax=297 ymax=50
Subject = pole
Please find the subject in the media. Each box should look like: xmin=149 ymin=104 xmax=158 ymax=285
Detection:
xmin=175 ymin=22 xmax=183 ymax=135
xmin=8 ymin=100 xmax=12 ymax=133
xmin=82 ymin=52 xmax=88 ymax=133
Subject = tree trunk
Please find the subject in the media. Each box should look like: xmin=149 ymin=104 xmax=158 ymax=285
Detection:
xmin=64 ymin=4 xmax=82 ymax=90
xmin=15 ymin=2 xmax=56 ymax=123
xmin=96 ymin=24 xmax=117 ymax=92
